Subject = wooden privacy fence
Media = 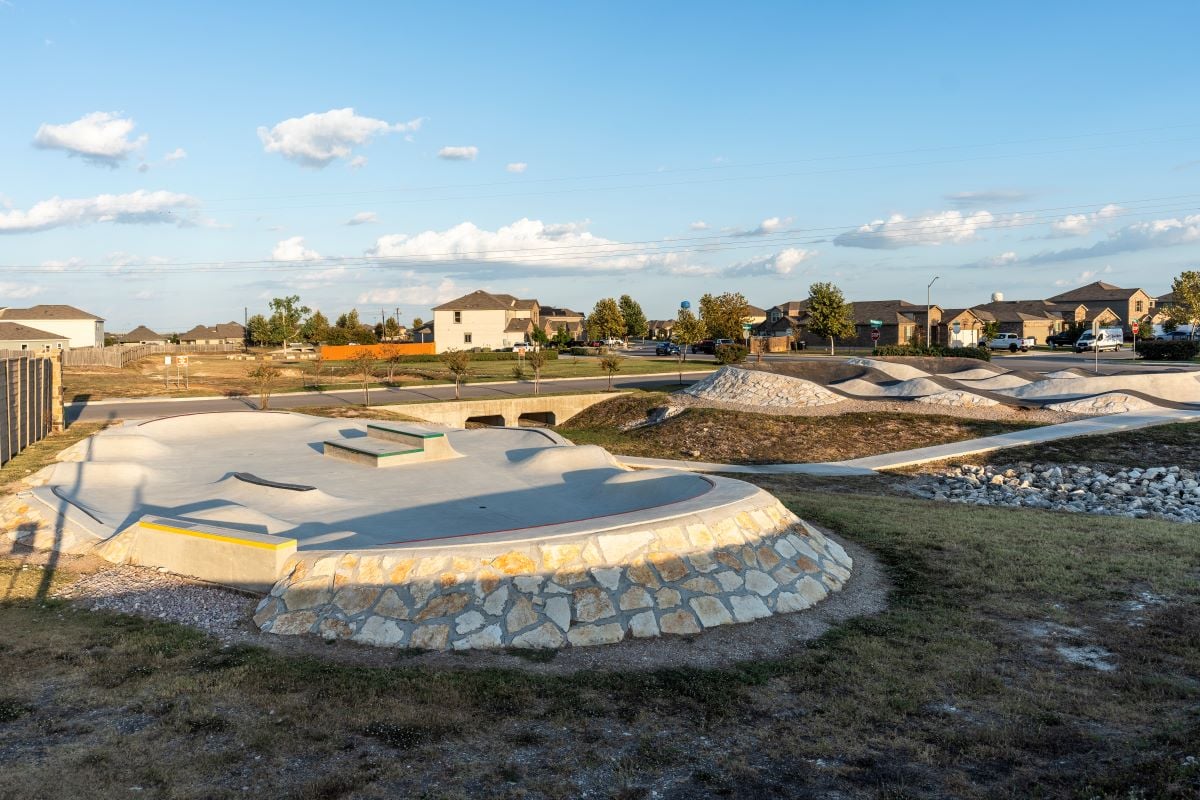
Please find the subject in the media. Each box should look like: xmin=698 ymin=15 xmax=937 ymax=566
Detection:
xmin=62 ymin=343 xmax=242 ymax=368
xmin=0 ymin=354 xmax=58 ymax=466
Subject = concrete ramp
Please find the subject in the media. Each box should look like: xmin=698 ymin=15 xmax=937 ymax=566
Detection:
xmin=322 ymin=422 xmax=462 ymax=467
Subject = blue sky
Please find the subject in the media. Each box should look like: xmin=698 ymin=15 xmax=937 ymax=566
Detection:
xmin=1 ymin=1 xmax=1198 ymax=331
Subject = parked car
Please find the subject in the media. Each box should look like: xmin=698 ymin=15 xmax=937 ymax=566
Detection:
xmin=1154 ymin=330 xmax=1194 ymax=342
xmin=984 ymin=333 xmax=1036 ymax=352
xmin=1046 ymin=330 xmax=1082 ymax=349
xmin=1074 ymin=327 xmax=1124 ymax=352
xmin=690 ymin=338 xmax=734 ymax=355
xmin=655 ymin=342 xmax=681 ymax=356
xmin=602 ymin=337 xmax=624 ymax=349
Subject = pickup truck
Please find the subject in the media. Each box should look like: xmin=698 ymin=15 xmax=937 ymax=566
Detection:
xmin=1045 ymin=330 xmax=1081 ymax=349
xmin=984 ymin=333 xmax=1036 ymax=352
xmin=690 ymin=338 xmax=734 ymax=355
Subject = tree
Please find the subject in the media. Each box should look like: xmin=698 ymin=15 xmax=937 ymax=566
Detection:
xmin=412 ymin=316 xmax=424 ymax=329
xmin=247 ymin=362 xmax=282 ymax=410
xmin=981 ymin=320 xmax=1001 ymax=342
xmin=439 ymin=349 xmax=472 ymax=399
xmin=384 ymin=317 xmax=402 ymax=341
xmin=600 ymin=354 xmax=622 ymax=391
xmin=699 ymin=292 xmax=750 ymax=341
xmin=300 ymin=310 xmax=329 ymax=344
xmin=267 ymin=295 xmax=311 ymax=349
xmin=526 ymin=348 xmax=548 ymax=395
xmin=1168 ymin=270 xmax=1200 ymax=339
xmin=382 ymin=345 xmax=406 ymax=383
xmin=247 ymin=314 xmax=272 ymax=347
xmin=805 ymin=282 xmax=855 ymax=355
xmin=347 ymin=350 xmax=376 ymax=407
xmin=552 ymin=325 xmax=572 ymax=349
xmin=672 ymin=308 xmax=707 ymax=382
xmin=531 ymin=326 xmax=550 ymax=347
xmin=618 ymin=295 xmax=648 ymax=342
xmin=587 ymin=298 xmax=625 ymax=343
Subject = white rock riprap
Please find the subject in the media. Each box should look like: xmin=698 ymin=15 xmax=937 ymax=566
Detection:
xmin=1046 ymin=393 xmax=1160 ymax=415
xmin=909 ymin=463 xmax=1200 ymax=523
xmin=253 ymin=493 xmax=854 ymax=650
xmin=914 ymin=390 xmax=999 ymax=408
xmin=682 ymin=367 xmax=842 ymax=408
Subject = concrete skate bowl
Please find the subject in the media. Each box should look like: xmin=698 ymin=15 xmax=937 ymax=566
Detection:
xmin=26 ymin=411 xmax=854 ymax=651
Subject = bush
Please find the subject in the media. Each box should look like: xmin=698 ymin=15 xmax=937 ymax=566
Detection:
xmin=714 ymin=343 xmax=748 ymax=364
xmin=566 ymin=347 xmax=601 ymax=357
xmin=873 ymin=344 xmax=991 ymax=362
xmin=1135 ymin=340 xmax=1200 ymax=361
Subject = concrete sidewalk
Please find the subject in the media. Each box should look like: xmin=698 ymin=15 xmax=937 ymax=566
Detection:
xmin=618 ymin=408 xmax=1200 ymax=475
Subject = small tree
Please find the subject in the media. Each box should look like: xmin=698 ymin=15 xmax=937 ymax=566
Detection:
xmin=526 ymin=348 xmax=548 ymax=394
xmin=672 ymin=308 xmax=707 ymax=383
xmin=247 ymin=314 xmax=272 ymax=347
xmin=552 ymin=325 xmax=572 ymax=349
xmin=348 ymin=350 xmax=376 ymax=406
xmin=382 ymin=345 xmax=406 ymax=383
xmin=805 ymin=282 xmax=855 ymax=355
xmin=1168 ymin=270 xmax=1200 ymax=339
xmin=267 ymin=295 xmax=311 ymax=349
xmin=247 ymin=362 xmax=281 ymax=410
xmin=699 ymin=292 xmax=751 ymax=341
xmin=981 ymin=320 xmax=1001 ymax=342
xmin=439 ymin=349 xmax=472 ymax=399
xmin=587 ymin=298 xmax=625 ymax=344
xmin=618 ymin=294 xmax=649 ymax=343
xmin=600 ymin=354 xmax=622 ymax=391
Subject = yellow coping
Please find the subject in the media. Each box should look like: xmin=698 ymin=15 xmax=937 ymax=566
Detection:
xmin=138 ymin=520 xmax=294 ymax=551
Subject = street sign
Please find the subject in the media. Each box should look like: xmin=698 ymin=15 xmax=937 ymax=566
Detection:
xmin=952 ymin=322 xmax=961 ymax=334
xmin=869 ymin=319 xmax=883 ymax=329
xmin=742 ymin=322 xmax=752 ymax=332
xmin=1131 ymin=321 xmax=1140 ymax=335
xmin=870 ymin=329 xmax=880 ymax=342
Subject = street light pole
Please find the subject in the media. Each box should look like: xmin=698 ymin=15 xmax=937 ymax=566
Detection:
xmin=926 ymin=275 xmax=940 ymax=345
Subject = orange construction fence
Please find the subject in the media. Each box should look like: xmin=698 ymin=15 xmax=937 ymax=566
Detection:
xmin=319 ymin=342 xmax=436 ymax=361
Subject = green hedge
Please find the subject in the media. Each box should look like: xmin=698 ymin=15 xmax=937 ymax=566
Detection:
xmin=564 ymin=347 xmax=602 ymax=356
xmin=872 ymin=344 xmax=992 ymax=362
xmin=1135 ymin=340 xmax=1200 ymax=361
xmin=714 ymin=343 xmax=749 ymax=364
xmin=358 ymin=350 xmax=560 ymax=363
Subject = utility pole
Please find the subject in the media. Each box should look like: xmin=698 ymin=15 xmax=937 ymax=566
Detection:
xmin=926 ymin=275 xmax=940 ymax=346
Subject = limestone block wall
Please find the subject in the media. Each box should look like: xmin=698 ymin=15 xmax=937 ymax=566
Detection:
xmin=253 ymin=491 xmax=853 ymax=650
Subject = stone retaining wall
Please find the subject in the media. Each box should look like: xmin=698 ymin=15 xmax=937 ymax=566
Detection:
xmin=253 ymin=491 xmax=853 ymax=650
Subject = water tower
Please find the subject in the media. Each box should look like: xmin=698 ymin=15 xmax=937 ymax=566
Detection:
xmin=991 ymin=292 xmax=1004 ymax=302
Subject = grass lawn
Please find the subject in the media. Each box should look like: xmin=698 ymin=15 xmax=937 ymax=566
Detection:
xmin=1 ymin=485 xmax=1197 ymax=798
xmin=63 ymin=353 xmax=710 ymax=401
xmin=558 ymin=393 xmax=1044 ymax=464
xmin=0 ymin=421 xmax=111 ymax=491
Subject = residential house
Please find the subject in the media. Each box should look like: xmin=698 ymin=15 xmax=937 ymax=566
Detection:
xmin=647 ymin=319 xmax=676 ymax=340
xmin=969 ymin=299 xmax=1072 ymax=344
xmin=767 ymin=300 xmax=807 ymax=323
xmin=936 ymin=308 xmax=988 ymax=347
xmin=0 ymin=322 xmax=70 ymax=352
xmin=432 ymin=290 xmax=541 ymax=352
xmin=411 ymin=320 xmax=435 ymax=343
xmin=538 ymin=306 xmax=585 ymax=340
xmin=0 ymin=304 xmax=104 ymax=348
xmin=117 ymin=325 xmax=169 ymax=345
xmin=744 ymin=304 xmax=768 ymax=327
xmin=180 ymin=321 xmax=245 ymax=345
xmin=1046 ymin=281 xmax=1156 ymax=333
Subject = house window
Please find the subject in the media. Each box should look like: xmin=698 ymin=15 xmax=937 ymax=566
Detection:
xmin=1135 ymin=300 xmax=1144 ymax=313
xmin=454 ymin=311 xmax=462 ymax=323
xmin=464 ymin=333 xmax=472 ymax=344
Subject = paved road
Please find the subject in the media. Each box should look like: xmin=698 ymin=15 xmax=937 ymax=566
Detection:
xmin=67 ymin=371 xmax=709 ymax=423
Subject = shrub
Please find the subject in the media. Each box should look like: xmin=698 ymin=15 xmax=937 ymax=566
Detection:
xmin=567 ymin=347 xmax=601 ymax=357
xmin=873 ymin=344 xmax=991 ymax=362
xmin=714 ymin=343 xmax=748 ymax=364
xmin=1135 ymin=340 xmax=1200 ymax=361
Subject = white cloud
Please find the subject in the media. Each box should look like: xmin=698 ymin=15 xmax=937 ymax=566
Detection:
xmin=346 ymin=211 xmax=378 ymax=226
xmin=257 ymin=108 xmax=422 ymax=168
xmin=724 ymin=247 xmax=818 ymax=277
xmin=0 ymin=190 xmax=199 ymax=234
xmin=834 ymin=210 xmax=997 ymax=249
xmin=962 ymin=251 xmax=1019 ymax=269
xmin=39 ymin=257 xmax=83 ymax=272
xmin=33 ymin=111 xmax=148 ymax=166
xmin=163 ymin=147 xmax=187 ymax=163
xmin=0 ymin=282 xmax=45 ymax=299
xmin=133 ymin=289 xmax=158 ymax=300
xmin=506 ymin=162 xmax=527 ymax=173
xmin=1047 ymin=203 xmax=1122 ymax=237
xmin=689 ymin=221 xmax=709 ymax=231
xmin=733 ymin=216 xmax=791 ymax=237
xmin=271 ymin=236 xmax=321 ymax=261
xmin=1054 ymin=269 xmax=1098 ymax=287
xmin=1027 ymin=213 xmax=1200 ymax=264
xmin=348 ymin=155 xmax=368 ymax=169
xmin=367 ymin=218 xmax=683 ymax=277
xmin=358 ymin=277 xmax=463 ymax=306
xmin=438 ymin=145 xmax=478 ymax=161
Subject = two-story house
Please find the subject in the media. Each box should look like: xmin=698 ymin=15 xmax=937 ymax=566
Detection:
xmin=0 ymin=304 xmax=104 ymax=348
xmin=432 ymin=290 xmax=541 ymax=352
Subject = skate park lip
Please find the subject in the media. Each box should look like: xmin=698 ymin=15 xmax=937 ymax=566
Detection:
xmin=35 ymin=411 xmax=729 ymax=551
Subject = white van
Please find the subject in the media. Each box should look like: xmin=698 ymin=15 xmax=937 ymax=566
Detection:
xmin=1074 ymin=327 xmax=1124 ymax=352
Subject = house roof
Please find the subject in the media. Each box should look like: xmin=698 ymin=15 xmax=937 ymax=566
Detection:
xmin=0 ymin=304 xmax=103 ymax=321
xmin=829 ymin=299 xmax=934 ymax=326
xmin=771 ymin=300 xmax=807 ymax=316
xmin=744 ymin=304 xmax=767 ymax=316
xmin=504 ymin=318 xmax=533 ymax=333
xmin=434 ymin=290 xmax=539 ymax=312
xmin=939 ymin=308 xmax=983 ymax=324
xmin=213 ymin=322 xmax=245 ymax=338
xmin=971 ymin=299 xmax=1066 ymax=323
xmin=118 ymin=325 xmax=165 ymax=342
xmin=1047 ymin=281 xmax=1144 ymax=303
xmin=0 ymin=321 xmax=68 ymax=341
xmin=1158 ymin=291 xmax=1176 ymax=303
xmin=540 ymin=306 xmax=583 ymax=318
